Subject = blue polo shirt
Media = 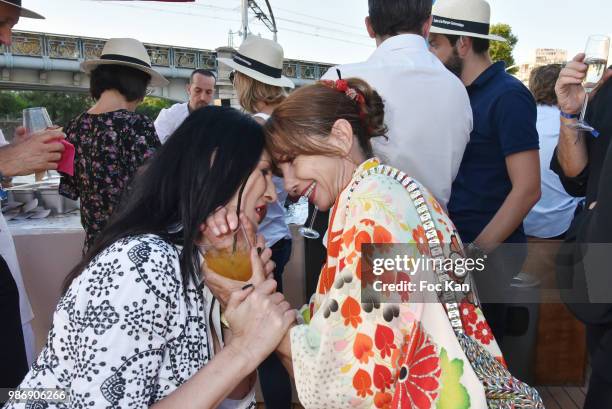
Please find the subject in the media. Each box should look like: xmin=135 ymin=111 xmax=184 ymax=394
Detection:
xmin=448 ymin=61 xmax=539 ymax=244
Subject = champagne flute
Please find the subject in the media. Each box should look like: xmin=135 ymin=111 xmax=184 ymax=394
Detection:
xmin=567 ymin=35 xmax=610 ymax=133
xmin=299 ymin=206 xmax=320 ymax=240
xmin=23 ymin=107 xmax=54 ymax=181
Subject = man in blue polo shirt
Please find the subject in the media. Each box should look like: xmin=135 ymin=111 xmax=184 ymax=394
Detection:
xmin=428 ymin=0 xmax=541 ymax=345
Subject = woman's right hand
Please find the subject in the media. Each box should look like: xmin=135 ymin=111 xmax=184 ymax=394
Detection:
xmin=224 ymin=280 xmax=296 ymax=363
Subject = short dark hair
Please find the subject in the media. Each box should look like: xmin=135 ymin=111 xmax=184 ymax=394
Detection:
xmin=190 ymin=69 xmax=216 ymax=83
xmin=529 ymin=64 xmax=562 ymax=106
xmin=368 ymin=0 xmax=432 ymax=37
xmin=89 ymin=64 xmax=150 ymax=102
xmin=443 ymin=34 xmax=490 ymax=55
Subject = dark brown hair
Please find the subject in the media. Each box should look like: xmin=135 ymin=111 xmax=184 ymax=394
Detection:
xmin=264 ymin=78 xmax=387 ymax=160
xmin=89 ymin=64 xmax=150 ymax=102
xmin=368 ymin=0 xmax=432 ymax=37
xmin=529 ymin=64 xmax=562 ymax=106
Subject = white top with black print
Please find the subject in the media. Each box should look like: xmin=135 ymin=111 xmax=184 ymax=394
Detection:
xmin=4 ymin=234 xmax=256 ymax=409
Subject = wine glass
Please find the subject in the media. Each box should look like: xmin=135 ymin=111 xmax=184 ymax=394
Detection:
xmin=299 ymin=206 xmax=320 ymax=240
xmin=23 ymin=107 xmax=53 ymax=134
xmin=23 ymin=107 xmax=54 ymax=181
xmin=567 ymin=35 xmax=610 ymax=133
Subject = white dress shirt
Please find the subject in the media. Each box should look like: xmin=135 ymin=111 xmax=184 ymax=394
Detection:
xmin=322 ymin=34 xmax=472 ymax=207
xmin=154 ymin=102 xmax=190 ymax=144
xmin=524 ymin=105 xmax=583 ymax=238
xmin=0 ymin=128 xmax=35 ymax=364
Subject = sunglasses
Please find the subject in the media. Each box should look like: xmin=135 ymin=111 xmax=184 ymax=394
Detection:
xmin=229 ymin=70 xmax=236 ymax=84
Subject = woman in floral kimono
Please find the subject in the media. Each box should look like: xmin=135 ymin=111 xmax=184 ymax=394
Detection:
xmin=271 ymin=77 xmax=512 ymax=409
xmin=205 ymin=78 xmax=504 ymax=409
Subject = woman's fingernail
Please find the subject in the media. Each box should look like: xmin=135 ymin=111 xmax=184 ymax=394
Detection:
xmin=242 ymin=284 xmax=254 ymax=290
xmin=221 ymin=225 xmax=228 ymax=234
xmin=257 ymin=247 xmax=263 ymax=256
xmin=212 ymin=228 xmax=220 ymax=236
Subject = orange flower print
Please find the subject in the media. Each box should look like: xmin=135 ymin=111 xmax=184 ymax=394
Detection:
xmin=318 ymin=264 xmax=336 ymax=294
xmin=474 ymin=320 xmax=494 ymax=345
xmin=355 ymin=230 xmax=372 ymax=251
xmin=328 ymin=228 xmax=343 ymax=258
xmin=392 ymin=324 xmax=441 ymax=409
xmin=430 ymin=198 xmax=443 ymax=215
xmin=361 ymin=218 xmax=376 ymax=226
xmin=375 ymin=324 xmax=397 ymax=359
xmin=373 ymin=364 xmax=393 ymax=391
xmin=373 ymin=225 xmax=393 ymax=243
xmin=354 ymin=333 xmax=375 ymax=364
xmin=341 ymin=296 xmax=362 ymax=328
xmin=343 ymin=225 xmax=357 ymax=247
xmin=374 ymin=392 xmax=393 ymax=409
xmin=353 ymin=369 xmax=374 ymax=398
xmin=412 ymin=225 xmax=430 ymax=256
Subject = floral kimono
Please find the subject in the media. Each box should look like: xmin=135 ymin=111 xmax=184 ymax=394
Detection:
xmin=290 ymin=158 xmax=503 ymax=409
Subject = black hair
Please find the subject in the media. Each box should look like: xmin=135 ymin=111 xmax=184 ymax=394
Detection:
xmin=191 ymin=69 xmax=217 ymax=83
xmin=63 ymin=106 xmax=265 ymax=293
xmin=89 ymin=64 xmax=151 ymax=102
xmin=368 ymin=0 xmax=432 ymax=37
xmin=443 ymin=34 xmax=490 ymax=54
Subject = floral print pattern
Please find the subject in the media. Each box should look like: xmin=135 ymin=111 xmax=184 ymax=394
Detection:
xmin=59 ymin=110 xmax=160 ymax=251
xmin=290 ymin=158 xmax=503 ymax=409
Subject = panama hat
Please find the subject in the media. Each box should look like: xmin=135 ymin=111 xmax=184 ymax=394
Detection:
xmin=218 ymin=35 xmax=295 ymax=89
xmin=430 ymin=0 xmax=507 ymax=42
xmin=1 ymin=0 xmax=44 ymax=19
xmin=80 ymin=38 xmax=169 ymax=87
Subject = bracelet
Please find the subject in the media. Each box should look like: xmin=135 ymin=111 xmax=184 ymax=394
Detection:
xmin=560 ymin=111 xmax=579 ymax=119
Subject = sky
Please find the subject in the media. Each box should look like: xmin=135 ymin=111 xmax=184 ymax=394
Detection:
xmin=13 ymin=0 xmax=612 ymax=65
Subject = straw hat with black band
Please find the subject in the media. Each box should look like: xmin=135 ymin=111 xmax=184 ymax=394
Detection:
xmin=80 ymin=38 xmax=169 ymax=87
xmin=1 ymin=0 xmax=44 ymax=19
xmin=218 ymin=35 xmax=295 ymax=89
xmin=429 ymin=0 xmax=507 ymax=42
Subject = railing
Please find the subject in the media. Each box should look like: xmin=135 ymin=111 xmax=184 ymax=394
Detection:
xmin=2 ymin=31 xmax=218 ymax=71
xmin=2 ymin=31 xmax=332 ymax=79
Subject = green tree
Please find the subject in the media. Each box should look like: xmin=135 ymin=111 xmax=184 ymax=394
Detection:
xmin=0 ymin=91 xmax=174 ymax=128
xmin=490 ymin=23 xmax=519 ymax=74
xmin=0 ymin=91 xmax=28 ymax=118
xmin=136 ymin=97 xmax=174 ymax=120
xmin=19 ymin=91 xmax=92 ymax=127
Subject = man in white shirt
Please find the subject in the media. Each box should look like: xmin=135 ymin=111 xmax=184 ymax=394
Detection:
xmin=154 ymin=69 xmax=216 ymax=143
xmin=322 ymin=0 xmax=472 ymax=207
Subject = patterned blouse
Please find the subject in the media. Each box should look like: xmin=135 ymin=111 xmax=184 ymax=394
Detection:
xmin=59 ymin=110 xmax=160 ymax=251
xmin=4 ymin=235 xmax=256 ymax=409
xmin=291 ymin=158 xmax=503 ymax=409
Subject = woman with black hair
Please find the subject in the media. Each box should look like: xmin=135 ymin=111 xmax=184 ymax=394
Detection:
xmin=6 ymin=106 xmax=295 ymax=409
xmin=60 ymin=38 xmax=166 ymax=252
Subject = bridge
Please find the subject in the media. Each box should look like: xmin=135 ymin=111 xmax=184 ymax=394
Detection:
xmin=0 ymin=30 xmax=334 ymax=103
